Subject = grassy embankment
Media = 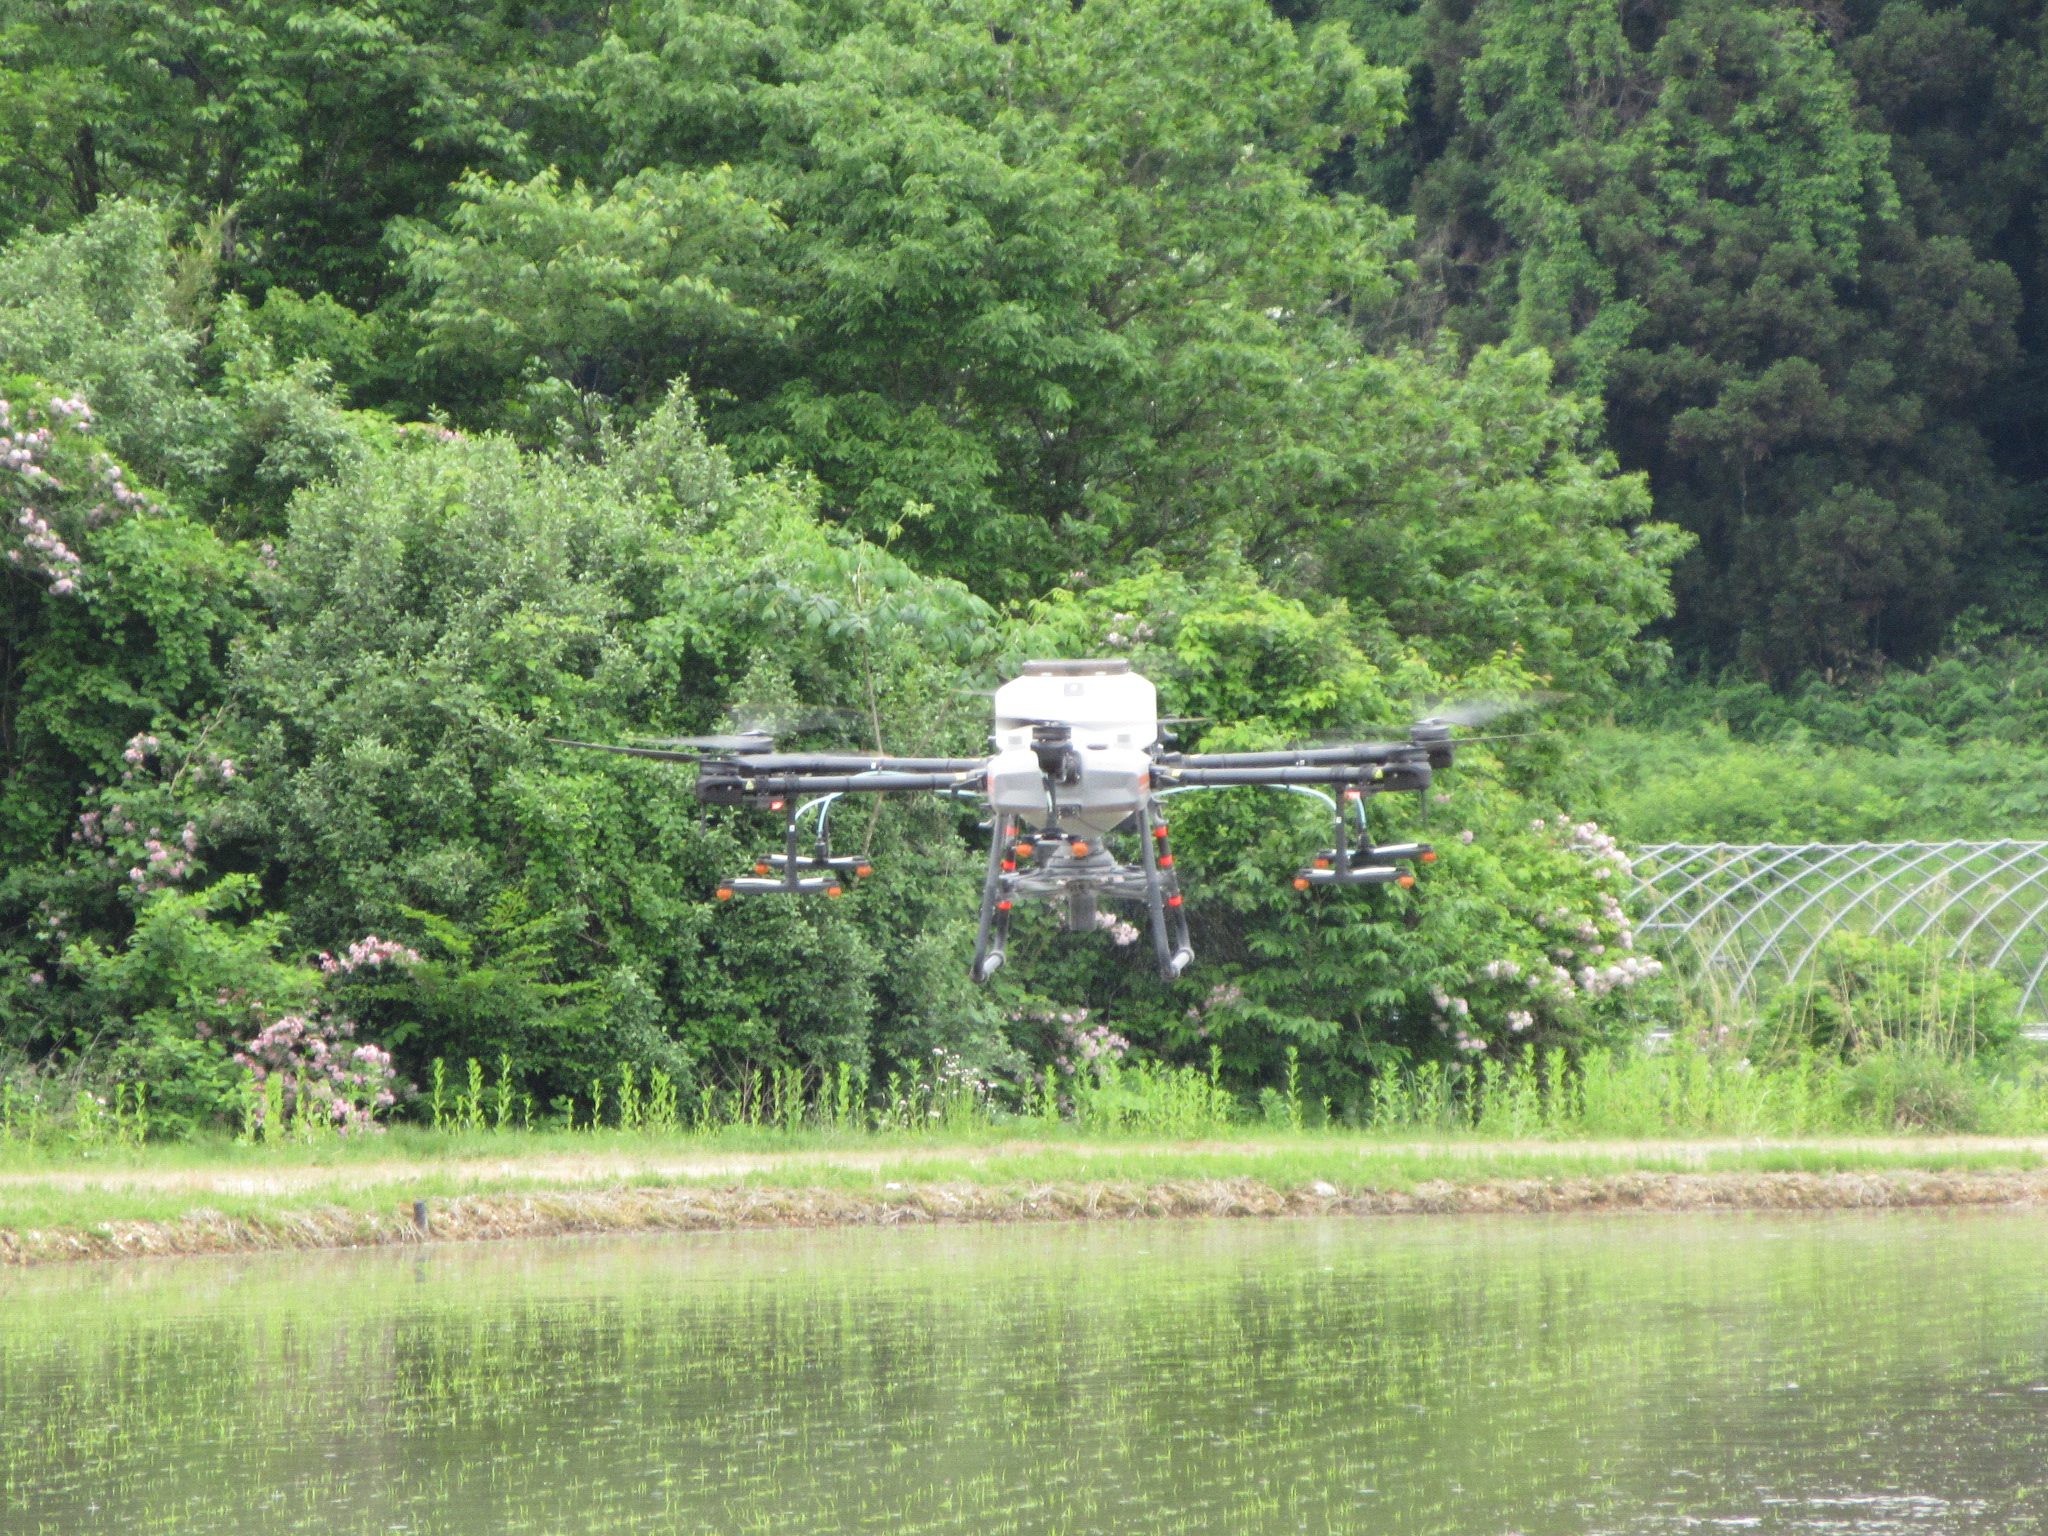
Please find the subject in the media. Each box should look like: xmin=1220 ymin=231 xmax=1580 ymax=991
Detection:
xmin=3 ymin=1124 xmax=2047 ymax=1267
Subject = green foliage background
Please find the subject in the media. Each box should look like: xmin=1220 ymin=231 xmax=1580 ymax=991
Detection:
xmin=1 ymin=0 xmax=2044 ymax=1127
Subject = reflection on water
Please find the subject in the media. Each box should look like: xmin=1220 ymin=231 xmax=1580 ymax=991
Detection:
xmin=2 ymin=1210 xmax=2046 ymax=1534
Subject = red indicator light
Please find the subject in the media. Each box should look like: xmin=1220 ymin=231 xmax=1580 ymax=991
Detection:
xmin=1159 ymin=854 xmax=1173 ymax=867
xmin=1153 ymin=824 xmax=1169 ymax=838
xmin=996 ymin=899 xmax=1012 ymax=911
xmin=1167 ymin=893 xmax=1182 ymax=907
xmin=1001 ymin=860 xmax=1015 ymax=872
xmin=769 ymin=800 xmax=784 ymax=811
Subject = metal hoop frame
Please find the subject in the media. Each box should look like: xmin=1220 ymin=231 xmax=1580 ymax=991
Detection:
xmin=1631 ymin=841 xmax=2048 ymax=1017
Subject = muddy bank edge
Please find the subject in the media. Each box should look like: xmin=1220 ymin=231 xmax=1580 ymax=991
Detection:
xmin=3 ymin=1169 xmax=2047 ymax=1267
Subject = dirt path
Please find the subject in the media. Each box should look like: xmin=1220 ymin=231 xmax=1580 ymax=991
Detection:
xmin=4 ymin=1134 xmax=2047 ymax=1198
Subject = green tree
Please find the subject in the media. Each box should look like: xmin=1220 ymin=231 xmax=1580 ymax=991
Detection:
xmin=222 ymin=388 xmax=1012 ymax=1097
xmin=1341 ymin=0 xmax=2022 ymax=677
xmin=0 ymin=0 xmax=608 ymax=307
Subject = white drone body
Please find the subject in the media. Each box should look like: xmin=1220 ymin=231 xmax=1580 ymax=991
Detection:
xmin=560 ymin=658 xmax=1448 ymax=982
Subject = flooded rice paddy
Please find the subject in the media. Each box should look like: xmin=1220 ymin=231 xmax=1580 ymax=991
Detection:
xmin=3 ymin=1210 xmax=2047 ymax=1534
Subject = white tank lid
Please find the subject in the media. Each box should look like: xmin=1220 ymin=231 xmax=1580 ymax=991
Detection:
xmin=1016 ymin=658 xmax=1130 ymax=677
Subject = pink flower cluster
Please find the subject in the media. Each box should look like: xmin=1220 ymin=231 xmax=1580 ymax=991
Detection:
xmin=234 ymin=1012 xmax=399 ymax=1134
xmin=1055 ymin=1020 xmax=1129 ymax=1077
xmin=2 ymin=424 xmax=53 ymax=475
xmin=129 ymin=821 xmax=200 ymax=887
xmin=10 ymin=508 xmax=81 ymax=592
xmin=0 ymin=393 xmax=156 ymax=604
xmin=318 ymin=934 xmax=424 ymax=975
xmin=45 ymin=395 xmax=91 ymax=428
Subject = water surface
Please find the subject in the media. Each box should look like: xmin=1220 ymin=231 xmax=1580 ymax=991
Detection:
xmin=4 ymin=1210 xmax=2046 ymax=1534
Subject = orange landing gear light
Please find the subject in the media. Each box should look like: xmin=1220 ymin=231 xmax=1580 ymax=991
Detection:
xmin=1292 ymin=876 xmax=1310 ymax=891
xmin=1397 ymin=874 xmax=1415 ymax=888
xmin=716 ymin=887 xmax=735 ymax=901
xmin=1070 ymin=840 xmax=1089 ymax=856
xmin=1014 ymin=843 xmax=1034 ymax=859
xmin=1421 ymin=850 xmax=1438 ymax=863
xmin=1313 ymin=858 xmax=1330 ymax=869
xmin=825 ymin=886 xmax=844 ymax=898
xmin=753 ymin=862 xmax=771 ymax=875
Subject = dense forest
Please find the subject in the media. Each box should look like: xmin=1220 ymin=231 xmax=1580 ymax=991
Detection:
xmin=1 ymin=0 xmax=2044 ymax=1129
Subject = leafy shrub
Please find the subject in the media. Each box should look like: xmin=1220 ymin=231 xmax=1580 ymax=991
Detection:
xmin=1836 ymin=1044 xmax=1986 ymax=1133
xmin=1760 ymin=934 xmax=2021 ymax=1063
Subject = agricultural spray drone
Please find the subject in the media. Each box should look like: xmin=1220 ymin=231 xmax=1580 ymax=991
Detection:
xmin=557 ymin=660 xmax=1491 ymax=983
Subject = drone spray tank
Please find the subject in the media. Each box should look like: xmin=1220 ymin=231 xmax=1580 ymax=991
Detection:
xmin=986 ymin=659 xmax=1158 ymax=844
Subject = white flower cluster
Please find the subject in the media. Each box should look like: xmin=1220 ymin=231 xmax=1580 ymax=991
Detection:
xmin=319 ymin=935 xmax=425 ymax=975
xmin=1099 ymin=611 xmax=1156 ymax=647
xmin=1574 ymin=955 xmax=1664 ymax=998
xmin=1092 ymin=908 xmax=1141 ymax=946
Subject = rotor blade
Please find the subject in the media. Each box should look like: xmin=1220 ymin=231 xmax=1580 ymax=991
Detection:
xmin=551 ymin=738 xmax=727 ymax=764
xmin=626 ymin=733 xmax=775 ymax=753
xmin=1415 ymin=690 xmax=1568 ymax=728
xmin=724 ymin=704 xmax=867 ymax=739
xmin=1326 ymin=691 xmax=1570 ymax=737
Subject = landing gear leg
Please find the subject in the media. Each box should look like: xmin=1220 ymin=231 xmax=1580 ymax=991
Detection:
xmin=972 ymin=813 xmax=1014 ymax=984
xmin=1139 ymin=799 xmax=1193 ymax=982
